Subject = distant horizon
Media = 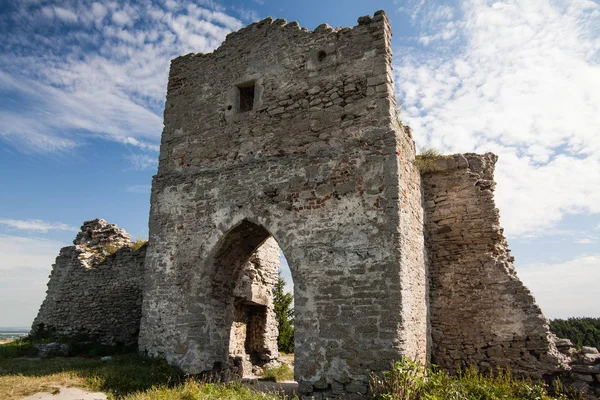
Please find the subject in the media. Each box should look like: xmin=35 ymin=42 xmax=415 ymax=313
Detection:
xmin=4 ymin=316 xmax=600 ymax=333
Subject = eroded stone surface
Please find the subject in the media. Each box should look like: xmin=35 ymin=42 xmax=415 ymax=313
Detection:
xmin=422 ymin=154 xmax=567 ymax=378
xmin=32 ymin=219 xmax=145 ymax=345
xmin=29 ymin=10 xmax=599 ymax=399
xmin=229 ymin=237 xmax=280 ymax=377
xmin=138 ymin=10 xmax=428 ymax=397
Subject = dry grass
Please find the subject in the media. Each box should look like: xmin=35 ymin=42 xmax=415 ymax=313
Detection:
xmin=129 ymin=239 xmax=148 ymax=252
xmin=414 ymin=147 xmax=443 ymax=174
xmin=0 ymin=371 xmax=87 ymax=400
xmin=0 ymin=341 xmax=292 ymax=400
xmin=122 ymin=380 xmax=291 ymax=400
xmin=261 ymin=363 xmax=294 ymax=382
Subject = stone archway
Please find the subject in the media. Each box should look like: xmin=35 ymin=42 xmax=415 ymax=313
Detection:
xmin=212 ymin=220 xmax=282 ymax=377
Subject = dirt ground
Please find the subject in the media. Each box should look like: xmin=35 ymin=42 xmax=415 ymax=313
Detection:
xmin=20 ymin=386 xmax=107 ymax=400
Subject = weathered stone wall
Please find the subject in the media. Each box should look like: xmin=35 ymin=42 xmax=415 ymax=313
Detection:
xmin=32 ymin=219 xmax=146 ymax=345
xmin=397 ymin=126 xmax=429 ymax=364
xmin=229 ymin=237 xmax=280 ymax=377
xmin=139 ymin=10 xmax=426 ymax=397
xmin=554 ymin=338 xmax=600 ymax=397
xmin=422 ymin=154 xmax=565 ymax=378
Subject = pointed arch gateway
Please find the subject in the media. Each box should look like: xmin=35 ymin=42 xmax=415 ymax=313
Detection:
xmin=209 ymin=219 xmax=285 ymax=377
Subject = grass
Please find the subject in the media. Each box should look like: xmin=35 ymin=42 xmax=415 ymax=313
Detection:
xmin=414 ymin=147 xmax=443 ymax=174
xmin=0 ymin=351 xmax=185 ymax=400
xmin=261 ymin=364 xmax=294 ymax=382
xmin=4 ymin=340 xmax=578 ymax=400
xmin=370 ymin=357 xmax=583 ymax=400
xmin=102 ymin=243 xmax=121 ymax=256
xmin=0 ymin=338 xmax=293 ymax=400
xmin=122 ymin=381 xmax=288 ymax=400
xmin=129 ymin=238 xmax=148 ymax=252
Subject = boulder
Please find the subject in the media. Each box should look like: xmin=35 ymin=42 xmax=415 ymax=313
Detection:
xmin=35 ymin=342 xmax=69 ymax=358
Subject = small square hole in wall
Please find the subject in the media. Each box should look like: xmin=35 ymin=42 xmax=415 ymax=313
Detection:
xmin=238 ymin=82 xmax=255 ymax=112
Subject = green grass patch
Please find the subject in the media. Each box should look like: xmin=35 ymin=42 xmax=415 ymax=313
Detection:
xmin=122 ymin=380 xmax=290 ymax=400
xmin=261 ymin=364 xmax=294 ymax=382
xmin=370 ymin=357 xmax=583 ymax=400
xmin=129 ymin=238 xmax=148 ymax=252
xmin=414 ymin=147 xmax=443 ymax=174
xmin=0 ymin=338 xmax=38 ymax=358
xmin=0 ymin=341 xmax=293 ymax=399
xmin=0 ymin=335 xmax=137 ymax=359
xmin=0 ymin=353 xmax=184 ymax=398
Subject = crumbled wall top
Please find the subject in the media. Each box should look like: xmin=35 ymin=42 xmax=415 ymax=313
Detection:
xmin=74 ymin=219 xmax=132 ymax=268
xmin=74 ymin=218 xmax=131 ymax=247
xmin=174 ymin=10 xmax=389 ymax=62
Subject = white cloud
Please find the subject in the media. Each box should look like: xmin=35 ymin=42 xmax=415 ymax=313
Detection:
xmin=53 ymin=6 xmax=78 ymax=23
xmin=41 ymin=6 xmax=54 ymax=19
xmin=111 ymin=10 xmax=131 ymax=26
xmin=518 ymin=255 xmax=600 ymax=319
xmin=126 ymin=153 xmax=158 ymax=171
xmin=164 ymin=0 xmax=179 ymax=11
xmin=91 ymin=2 xmax=107 ymax=20
xmin=0 ymin=235 xmax=65 ymax=327
xmin=0 ymin=219 xmax=78 ymax=233
xmin=394 ymin=0 xmax=600 ymax=237
xmin=0 ymin=1 xmax=242 ymax=154
xmin=233 ymin=6 xmax=260 ymax=23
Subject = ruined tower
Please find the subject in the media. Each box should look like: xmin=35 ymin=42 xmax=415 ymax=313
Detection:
xmin=33 ymin=10 xmax=599 ymax=399
xmin=138 ymin=10 xmax=429 ymax=396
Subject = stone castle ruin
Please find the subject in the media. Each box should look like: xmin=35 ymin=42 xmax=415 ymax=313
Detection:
xmin=33 ymin=10 xmax=600 ymax=398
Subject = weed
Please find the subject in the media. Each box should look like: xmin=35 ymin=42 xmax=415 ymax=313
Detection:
xmin=129 ymin=238 xmax=148 ymax=252
xmin=102 ymin=243 xmax=120 ymax=257
xmin=261 ymin=363 xmax=294 ymax=382
xmin=414 ymin=147 xmax=443 ymax=174
xmin=370 ymin=358 xmax=581 ymax=400
xmin=370 ymin=357 xmax=425 ymax=400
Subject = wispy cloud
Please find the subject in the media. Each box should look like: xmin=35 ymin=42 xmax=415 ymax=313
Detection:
xmin=126 ymin=153 xmax=158 ymax=171
xmin=394 ymin=0 xmax=600 ymax=237
xmin=0 ymin=0 xmax=243 ymax=154
xmin=232 ymin=6 xmax=261 ymax=23
xmin=0 ymin=219 xmax=78 ymax=233
xmin=575 ymin=238 xmax=594 ymax=244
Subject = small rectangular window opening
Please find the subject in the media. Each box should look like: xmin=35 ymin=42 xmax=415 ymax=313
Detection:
xmin=238 ymin=83 xmax=255 ymax=112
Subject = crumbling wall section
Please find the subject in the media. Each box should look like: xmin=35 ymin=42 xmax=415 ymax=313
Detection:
xmin=422 ymin=153 xmax=565 ymax=377
xmin=32 ymin=219 xmax=145 ymax=345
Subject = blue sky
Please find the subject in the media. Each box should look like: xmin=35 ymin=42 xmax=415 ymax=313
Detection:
xmin=0 ymin=0 xmax=599 ymax=328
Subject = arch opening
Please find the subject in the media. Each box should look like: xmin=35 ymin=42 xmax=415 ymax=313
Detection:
xmin=212 ymin=219 xmax=295 ymax=380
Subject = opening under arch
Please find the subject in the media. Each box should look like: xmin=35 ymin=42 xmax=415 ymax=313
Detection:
xmin=211 ymin=219 xmax=295 ymax=380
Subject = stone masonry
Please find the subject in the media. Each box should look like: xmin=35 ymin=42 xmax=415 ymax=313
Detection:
xmin=31 ymin=10 xmax=600 ymax=399
xmin=138 ymin=10 xmax=428 ymax=398
xmin=32 ymin=219 xmax=146 ymax=345
xmin=422 ymin=154 xmax=566 ymax=377
xmin=229 ymin=237 xmax=280 ymax=377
